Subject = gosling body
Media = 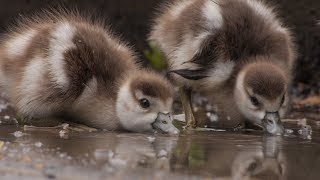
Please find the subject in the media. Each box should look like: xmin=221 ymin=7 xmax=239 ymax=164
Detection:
xmin=0 ymin=11 xmax=173 ymax=132
xmin=150 ymin=0 xmax=296 ymax=133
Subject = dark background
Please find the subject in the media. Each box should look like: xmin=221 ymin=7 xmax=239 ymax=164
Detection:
xmin=0 ymin=0 xmax=319 ymax=96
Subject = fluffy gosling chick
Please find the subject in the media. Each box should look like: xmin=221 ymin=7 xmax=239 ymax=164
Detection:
xmin=149 ymin=0 xmax=296 ymax=134
xmin=0 ymin=11 xmax=173 ymax=132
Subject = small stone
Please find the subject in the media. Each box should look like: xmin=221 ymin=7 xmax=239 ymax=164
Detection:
xmin=13 ymin=131 xmax=23 ymax=138
xmin=109 ymin=157 xmax=126 ymax=167
xmin=285 ymin=129 xmax=294 ymax=134
xmin=59 ymin=130 xmax=68 ymax=138
xmin=307 ymin=135 xmax=312 ymax=140
xmin=34 ymin=142 xmax=43 ymax=148
xmin=59 ymin=153 xmax=67 ymax=158
xmin=61 ymin=123 xmax=69 ymax=130
xmin=298 ymin=125 xmax=312 ymax=140
xmin=208 ymin=113 xmax=219 ymax=122
xmin=94 ymin=149 xmax=109 ymax=161
xmin=147 ymin=136 xmax=155 ymax=143
xmin=158 ymin=149 xmax=168 ymax=157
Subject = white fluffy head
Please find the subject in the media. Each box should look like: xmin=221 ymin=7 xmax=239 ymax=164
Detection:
xmin=115 ymin=72 xmax=173 ymax=132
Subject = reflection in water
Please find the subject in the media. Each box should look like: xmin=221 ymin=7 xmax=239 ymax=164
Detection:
xmin=230 ymin=136 xmax=286 ymax=180
xmin=170 ymin=134 xmax=286 ymax=179
xmin=0 ymin=126 xmax=320 ymax=179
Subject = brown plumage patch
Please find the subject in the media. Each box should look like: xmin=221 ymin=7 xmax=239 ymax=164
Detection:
xmin=130 ymin=72 xmax=173 ymax=101
xmin=244 ymin=62 xmax=287 ymax=100
xmin=62 ymin=15 xmax=137 ymax=98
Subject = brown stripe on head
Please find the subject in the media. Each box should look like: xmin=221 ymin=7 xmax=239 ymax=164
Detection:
xmin=129 ymin=71 xmax=173 ymax=102
xmin=244 ymin=62 xmax=287 ymax=100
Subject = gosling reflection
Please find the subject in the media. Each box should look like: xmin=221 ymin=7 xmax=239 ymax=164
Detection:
xmin=17 ymin=128 xmax=287 ymax=179
xmin=228 ymin=136 xmax=286 ymax=180
xmin=21 ymin=130 xmax=178 ymax=170
xmin=170 ymin=134 xmax=286 ymax=179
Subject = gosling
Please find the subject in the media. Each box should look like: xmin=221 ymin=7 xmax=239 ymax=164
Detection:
xmin=149 ymin=0 xmax=296 ymax=134
xmin=0 ymin=11 xmax=174 ymax=132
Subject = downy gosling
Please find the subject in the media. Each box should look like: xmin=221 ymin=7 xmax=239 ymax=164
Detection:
xmin=0 ymin=11 xmax=175 ymax=133
xmin=149 ymin=0 xmax=296 ymax=134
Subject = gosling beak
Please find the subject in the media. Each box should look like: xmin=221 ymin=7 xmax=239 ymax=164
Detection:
xmin=262 ymin=112 xmax=284 ymax=135
xmin=152 ymin=112 xmax=180 ymax=134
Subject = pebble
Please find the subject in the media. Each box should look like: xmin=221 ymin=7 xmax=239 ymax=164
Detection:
xmin=147 ymin=136 xmax=155 ymax=143
xmin=109 ymin=157 xmax=126 ymax=167
xmin=61 ymin=123 xmax=69 ymax=130
xmin=298 ymin=125 xmax=312 ymax=140
xmin=285 ymin=129 xmax=294 ymax=134
xmin=59 ymin=130 xmax=68 ymax=138
xmin=13 ymin=131 xmax=23 ymax=138
xmin=34 ymin=142 xmax=43 ymax=148
xmin=0 ymin=103 xmax=9 ymax=113
xmin=157 ymin=149 xmax=168 ymax=158
xmin=93 ymin=149 xmax=109 ymax=161
xmin=208 ymin=113 xmax=219 ymax=122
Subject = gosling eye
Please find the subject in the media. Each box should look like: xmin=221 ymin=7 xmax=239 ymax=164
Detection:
xmin=250 ymin=96 xmax=260 ymax=107
xmin=281 ymin=95 xmax=285 ymax=105
xmin=139 ymin=98 xmax=150 ymax=109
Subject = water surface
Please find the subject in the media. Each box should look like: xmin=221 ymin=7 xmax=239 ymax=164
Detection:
xmin=0 ymin=118 xmax=319 ymax=180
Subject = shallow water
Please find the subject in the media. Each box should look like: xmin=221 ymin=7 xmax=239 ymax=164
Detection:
xmin=0 ymin=92 xmax=320 ymax=179
xmin=0 ymin=118 xmax=320 ymax=180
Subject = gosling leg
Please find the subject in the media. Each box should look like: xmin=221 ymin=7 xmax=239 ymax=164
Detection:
xmin=179 ymin=86 xmax=196 ymax=129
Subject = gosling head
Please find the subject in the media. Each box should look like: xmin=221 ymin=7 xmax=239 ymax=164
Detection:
xmin=235 ymin=62 xmax=288 ymax=135
xmin=116 ymin=71 xmax=174 ymax=132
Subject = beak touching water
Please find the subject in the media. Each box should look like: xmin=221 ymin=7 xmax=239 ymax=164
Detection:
xmin=262 ymin=112 xmax=284 ymax=135
xmin=152 ymin=112 xmax=180 ymax=134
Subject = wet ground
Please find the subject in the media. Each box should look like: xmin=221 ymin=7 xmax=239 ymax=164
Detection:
xmin=0 ymin=108 xmax=320 ymax=180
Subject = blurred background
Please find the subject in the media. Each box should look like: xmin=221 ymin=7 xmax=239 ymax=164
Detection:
xmin=0 ymin=0 xmax=319 ymax=97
